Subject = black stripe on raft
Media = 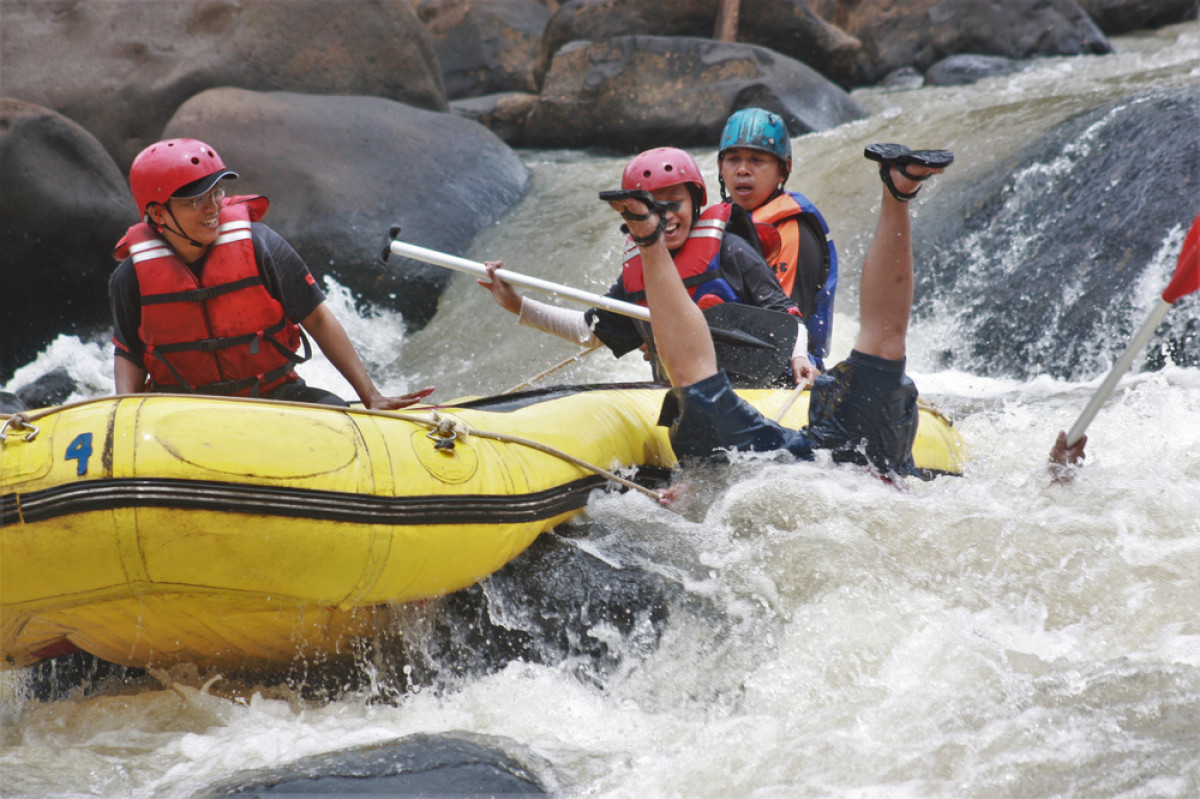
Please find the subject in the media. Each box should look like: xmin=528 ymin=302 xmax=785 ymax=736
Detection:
xmin=1 ymin=476 xmax=614 ymax=528
xmin=0 ymin=493 xmax=18 ymax=527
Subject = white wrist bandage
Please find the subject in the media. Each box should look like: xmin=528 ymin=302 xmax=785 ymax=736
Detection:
xmin=791 ymin=319 xmax=809 ymax=360
xmin=517 ymin=297 xmax=601 ymax=347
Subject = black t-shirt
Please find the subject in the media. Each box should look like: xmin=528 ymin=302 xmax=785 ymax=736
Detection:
xmin=109 ymin=223 xmax=325 ymax=363
xmin=584 ymin=232 xmax=797 ymax=357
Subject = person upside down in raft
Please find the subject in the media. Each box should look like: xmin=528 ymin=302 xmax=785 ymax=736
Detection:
xmin=717 ymin=108 xmax=838 ymax=372
xmin=109 ymin=138 xmax=434 ymax=409
xmin=598 ymin=143 xmax=1088 ymax=501
xmin=477 ymin=147 xmax=819 ymax=388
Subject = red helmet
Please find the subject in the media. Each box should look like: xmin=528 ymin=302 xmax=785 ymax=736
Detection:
xmin=129 ymin=138 xmax=237 ymax=216
xmin=621 ymin=147 xmax=707 ymax=206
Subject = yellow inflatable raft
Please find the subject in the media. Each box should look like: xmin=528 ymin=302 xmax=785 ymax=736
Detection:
xmin=1 ymin=385 xmax=963 ymax=671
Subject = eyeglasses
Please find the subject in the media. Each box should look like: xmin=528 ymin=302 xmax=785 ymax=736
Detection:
xmin=174 ymin=186 xmax=226 ymax=210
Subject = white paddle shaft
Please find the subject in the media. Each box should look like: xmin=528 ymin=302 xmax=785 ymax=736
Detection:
xmin=388 ymin=240 xmax=650 ymax=322
xmin=772 ymin=383 xmax=805 ymax=422
xmin=1066 ymin=298 xmax=1173 ymax=446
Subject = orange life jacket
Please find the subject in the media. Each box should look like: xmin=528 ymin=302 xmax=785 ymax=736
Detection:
xmin=619 ymin=204 xmax=741 ymax=309
xmin=112 ymin=196 xmax=306 ymax=396
xmin=752 ymin=191 xmax=838 ymax=360
xmin=753 ymin=193 xmax=806 ymax=298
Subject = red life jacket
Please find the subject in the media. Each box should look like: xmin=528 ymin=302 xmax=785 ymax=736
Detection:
xmin=619 ymin=204 xmax=741 ymax=309
xmin=112 ymin=196 xmax=306 ymax=396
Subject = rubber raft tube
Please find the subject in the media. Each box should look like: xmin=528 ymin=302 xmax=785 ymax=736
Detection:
xmin=0 ymin=383 xmax=963 ymax=670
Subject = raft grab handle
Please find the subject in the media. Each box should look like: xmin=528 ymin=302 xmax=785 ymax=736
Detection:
xmin=1 ymin=414 xmax=39 ymax=443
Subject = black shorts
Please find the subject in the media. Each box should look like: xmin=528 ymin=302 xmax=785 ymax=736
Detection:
xmin=805 ymin=349 xmax=919 ymax=475
xmin=266 ymin=378 xmax=349 ymax=407
xmin=660 ymin=352 xmax=920 ymax=475
xmin=658 ymin=371 xmax=816 ymax=463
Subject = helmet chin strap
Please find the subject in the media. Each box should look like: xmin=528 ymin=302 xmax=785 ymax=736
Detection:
xmin=150 ymin=204 xmax=207 ymax=249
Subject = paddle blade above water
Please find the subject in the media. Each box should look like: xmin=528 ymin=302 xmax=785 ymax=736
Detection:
xmin=703 ymin=303 xmax=798 ymax=388
xmin=1162 ymin=211 xmax=1200 ymax=304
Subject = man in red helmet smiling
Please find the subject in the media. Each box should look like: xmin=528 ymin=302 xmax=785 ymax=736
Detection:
xmin=478 ymin=147 xmax=817 ymax=387
xmin=109 ymin=138 xmax=433 ymax=408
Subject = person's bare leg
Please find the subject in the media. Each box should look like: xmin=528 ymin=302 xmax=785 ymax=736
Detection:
xmin=854 ymin=164 xmax=944 ymax=361
xmin=607 ymin=197 xmax=718 ymax=387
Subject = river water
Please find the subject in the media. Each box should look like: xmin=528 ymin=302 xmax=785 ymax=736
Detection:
xmin=3 ymin=22 xmax=1199 ymax=798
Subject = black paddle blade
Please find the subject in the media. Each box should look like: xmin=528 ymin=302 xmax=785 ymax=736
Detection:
xmin=707 ymin=326 xmax=771 ymax=349
xmin=703 ymin=303 xmax=799 ymax=388
xmin=381 ymin=226 xmax=404 ymax=262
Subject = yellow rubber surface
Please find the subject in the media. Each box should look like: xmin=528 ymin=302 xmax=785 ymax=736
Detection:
xmin=1 ymin=386 xmax=962 ymax=670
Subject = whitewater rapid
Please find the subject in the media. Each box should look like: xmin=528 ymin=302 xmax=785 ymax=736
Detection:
xmin=3 ymin=21 xmax=1199 ymax=799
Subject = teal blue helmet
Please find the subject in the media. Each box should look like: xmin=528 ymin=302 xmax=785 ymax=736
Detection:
xmin=718 ymin=108 xmax=791 ymax=162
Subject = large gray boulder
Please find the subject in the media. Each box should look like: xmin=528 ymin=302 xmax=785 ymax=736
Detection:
xmin=738 ymin=0 xmax=865 ymax=86
xmin=538 ymin=0 xmax=861 ymax=88
xmin=808 ymin=0 xmax=1111 ymax=86
xmin=924 ymin=54 xmax=1025 ymax=87
xmin=199 ymin=733 xmax=550 ymax=797
xmin=524 ymin=35 xmax=867 ymax=152
xmin=417 ymin=0 xmax=552 ymax=99
xmin=536 ymin=0 xmax=1117 ymax=89
xmin=0 ymin=0 xmax=446 ymax=171
xmin=913 ymin=86 xmax=1200 ymax=380
xmin=0 ymin=392 xmax=25 ymax=415
xmin=411 ymin=528 xmax=682 ymax=684
xmin=163 ymin=89 xmax=530 ymax=330
xmin=10 ymin=369 xmax=78 ymax=412
xmin=0 ymin=100 xmax=137 ymax=381
xmin=450 ymin=92 xmax=542 ymax=146
xmin=1075 ymin=0 xmax=1198 ymax=34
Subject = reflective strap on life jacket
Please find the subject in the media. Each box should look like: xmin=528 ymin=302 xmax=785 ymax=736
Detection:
xmin=688 ymin=216 xmax=727 ymax=240
xmin=127 ymin=238 xmax=176 ymax=264
xmin=212 ymin=219 xmax=253 ymax=246
xmin=620 ymin=205 xmax=738 ymax=305
xmin=124 ymin=218 xmax=253 ymax=265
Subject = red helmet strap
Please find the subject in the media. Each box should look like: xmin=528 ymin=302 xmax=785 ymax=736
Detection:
xmin=156 ymin=202 xmax=208 ymax=251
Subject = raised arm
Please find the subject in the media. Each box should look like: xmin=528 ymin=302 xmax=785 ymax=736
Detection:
xmin=605 ymin=195 xmax=717 ymax=387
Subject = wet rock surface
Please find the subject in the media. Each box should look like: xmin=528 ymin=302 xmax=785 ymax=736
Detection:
xmin=913 ymin=86 xmax=1200 ymax=380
